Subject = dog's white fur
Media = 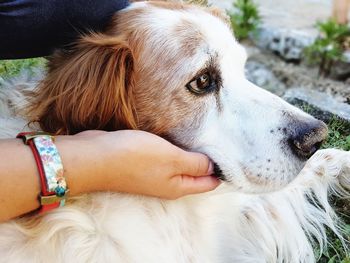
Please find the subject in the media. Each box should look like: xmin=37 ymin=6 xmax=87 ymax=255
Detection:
xmin=0 ymin=2 xmax=350 ymax=262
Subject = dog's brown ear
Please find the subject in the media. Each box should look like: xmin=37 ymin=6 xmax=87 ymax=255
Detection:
xmin=30 ymin=33 xmax=137 ymax=135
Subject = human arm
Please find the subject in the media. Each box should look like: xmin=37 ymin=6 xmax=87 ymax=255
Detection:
xmin=0 ymin=130 xmax=219 ymax=222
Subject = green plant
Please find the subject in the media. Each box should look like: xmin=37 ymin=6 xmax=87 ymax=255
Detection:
xmin=317 ymin=118 xmax=350 ymax=263
xmin=0 ymin=58 xmax=46 ymax=81
xmin=318 ymin=117 xmax=350 ymax=262
xmin=322 ymin=117 xmax=350 ymax=151
xmin=228 ymin=0 xmax=261 ymax=41
xmin=297 ymin=104 xmax=350 ymax=151
xmin=298 ymin=104 xmax=350 ymax=262
xmin=304 ymin=19 xmax=350 ymax=77
xmin=316 ymin=220 xmax=350 ymax=263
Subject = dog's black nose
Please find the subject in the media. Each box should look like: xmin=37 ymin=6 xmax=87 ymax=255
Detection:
xmin=289 ymin=120 xmax=328 ymax=158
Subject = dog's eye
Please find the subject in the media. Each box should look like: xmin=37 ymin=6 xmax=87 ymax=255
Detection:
xmin=186 ymin=73 xmax=215 ymax=95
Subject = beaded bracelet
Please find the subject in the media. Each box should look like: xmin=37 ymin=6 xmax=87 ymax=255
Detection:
xmin=17 ymin=132 xmax=69 ymax=213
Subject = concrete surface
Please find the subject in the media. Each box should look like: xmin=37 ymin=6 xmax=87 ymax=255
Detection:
xmin=210 ymin=0 xmax=334 ymax=34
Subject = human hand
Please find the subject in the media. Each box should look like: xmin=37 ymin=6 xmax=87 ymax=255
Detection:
xmin=58 ymin=130 xmax=220 ymax=199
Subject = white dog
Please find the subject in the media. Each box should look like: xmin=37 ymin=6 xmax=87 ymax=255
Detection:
xmin=0 ymin=1 xmax=349 ymax=262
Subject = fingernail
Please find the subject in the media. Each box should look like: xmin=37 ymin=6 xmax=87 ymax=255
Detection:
xmin=211 ymin=176 xmax=221 ymax=185
xmin=206 ymin=161 xmax=214 ymax=175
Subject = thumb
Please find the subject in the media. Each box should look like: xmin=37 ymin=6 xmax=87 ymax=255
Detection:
xmin=175 ymin=174 xmax=221 ymax=196
xmin=178 ymin=151 xmax=214 ymax=176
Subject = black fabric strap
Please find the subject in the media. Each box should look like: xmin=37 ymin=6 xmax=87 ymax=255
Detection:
xmin=0 ymin=0 xmax=130 ymax=59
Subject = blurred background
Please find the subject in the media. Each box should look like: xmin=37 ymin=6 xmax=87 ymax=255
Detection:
xmin=211 ymin=0 xmax=348 ymax=25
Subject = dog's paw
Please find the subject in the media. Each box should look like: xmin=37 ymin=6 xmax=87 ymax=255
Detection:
xmin=313 ymin=148 xmax=349 ymax=171
xmin=293 ymin=149 xmax=349 ymax=187
xmin=315 ymin=149 xmax=350 ymax=198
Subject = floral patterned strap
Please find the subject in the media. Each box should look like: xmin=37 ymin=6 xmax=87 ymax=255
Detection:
xmin=17 ymin=132 xmax=68 ymax=212
xmin=33 ymin=136 xmax=66 ymax=197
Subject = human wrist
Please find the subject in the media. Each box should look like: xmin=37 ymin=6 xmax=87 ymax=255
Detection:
xmin=54 ymin=132 xmax=123 ymax=195
xmin=54 ymin=135 xmax=95 ymax=196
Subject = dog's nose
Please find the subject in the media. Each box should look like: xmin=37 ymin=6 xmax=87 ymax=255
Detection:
xmin=289 ymin=120 xmax=328 ymax=158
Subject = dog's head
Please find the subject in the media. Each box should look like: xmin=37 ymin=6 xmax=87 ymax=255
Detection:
xmin=31 ymin=1 xmax=327 ymax=194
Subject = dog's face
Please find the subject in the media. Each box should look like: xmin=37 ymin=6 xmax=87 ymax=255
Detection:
xmin=33 ymin=1 xmax=327 ymax=194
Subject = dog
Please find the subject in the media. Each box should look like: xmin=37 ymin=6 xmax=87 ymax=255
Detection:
xmin=0 ymin=1 xmax=349 ymax=262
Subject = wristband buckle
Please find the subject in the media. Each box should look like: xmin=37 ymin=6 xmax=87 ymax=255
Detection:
xmin=40 ymin=189 xmax=70 ymax=206
xmin=19 ymin=132 xmax=55 ymax=145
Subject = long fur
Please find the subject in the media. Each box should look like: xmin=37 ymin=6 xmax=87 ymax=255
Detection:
xmin=28 ymin=34 xmax=137 ymax=134
xmin=0 ymin=1 xmax=350 ymax=262
xmin=0 ymin=77 xmax=349 ymax=263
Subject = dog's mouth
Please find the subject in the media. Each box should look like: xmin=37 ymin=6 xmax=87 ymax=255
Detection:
xmin=213 ymin=163 xmax=227 ymax=181
xmin=162 ymin=134 xmax=228 ymax=182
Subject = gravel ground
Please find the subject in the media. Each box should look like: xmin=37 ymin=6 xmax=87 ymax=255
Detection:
xmin=244 ymin=43 xmax=350 ymax=103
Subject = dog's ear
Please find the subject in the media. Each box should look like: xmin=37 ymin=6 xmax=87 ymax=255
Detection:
xmin=30 ymin=33 xmax=137 ymax=135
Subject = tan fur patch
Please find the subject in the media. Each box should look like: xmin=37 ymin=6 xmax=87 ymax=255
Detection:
xmin=206 ymin=6 xmax=231 ymax=27
xmin=109 ymin=5 xmax=209 ymax=146
xmin=173 ymin=19 xmax=205 ymax=57
xmin=29 ymin=1 xmax=210 ymax=147
xmin=268 ymin=206 xmax=279 ymax=220
xmin=149 ymin=1 xmax=187 ymax=10
xmin=324 ymin=154 xmax=333 ymax=161
xmin=29 ymin=33 xmax=137 ymax=134
xmin=314 ymin=166 xmax=325 ymax=177
xmin=241 ymin=164 xmax=269 ymax=185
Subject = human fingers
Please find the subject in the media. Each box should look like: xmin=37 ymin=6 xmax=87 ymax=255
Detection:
xmin=176 ymin=150 xmax=214 ymax=177
xmin=171 ymin=175 xmax=220 ymax=198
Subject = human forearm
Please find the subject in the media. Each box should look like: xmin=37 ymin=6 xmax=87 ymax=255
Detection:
xmin=0 ymin=130 xmax=218 ymax=222
xmin=0 ymin=136 xmax=90 ymax=222
xmin=0 ymin=138 xmax=42 ymax=221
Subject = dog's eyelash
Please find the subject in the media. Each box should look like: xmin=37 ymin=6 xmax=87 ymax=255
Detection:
xmin=186 ymin=72 xmax=215 ymax=95
xmin=186 ymin=65 xmax=222 ymax=96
